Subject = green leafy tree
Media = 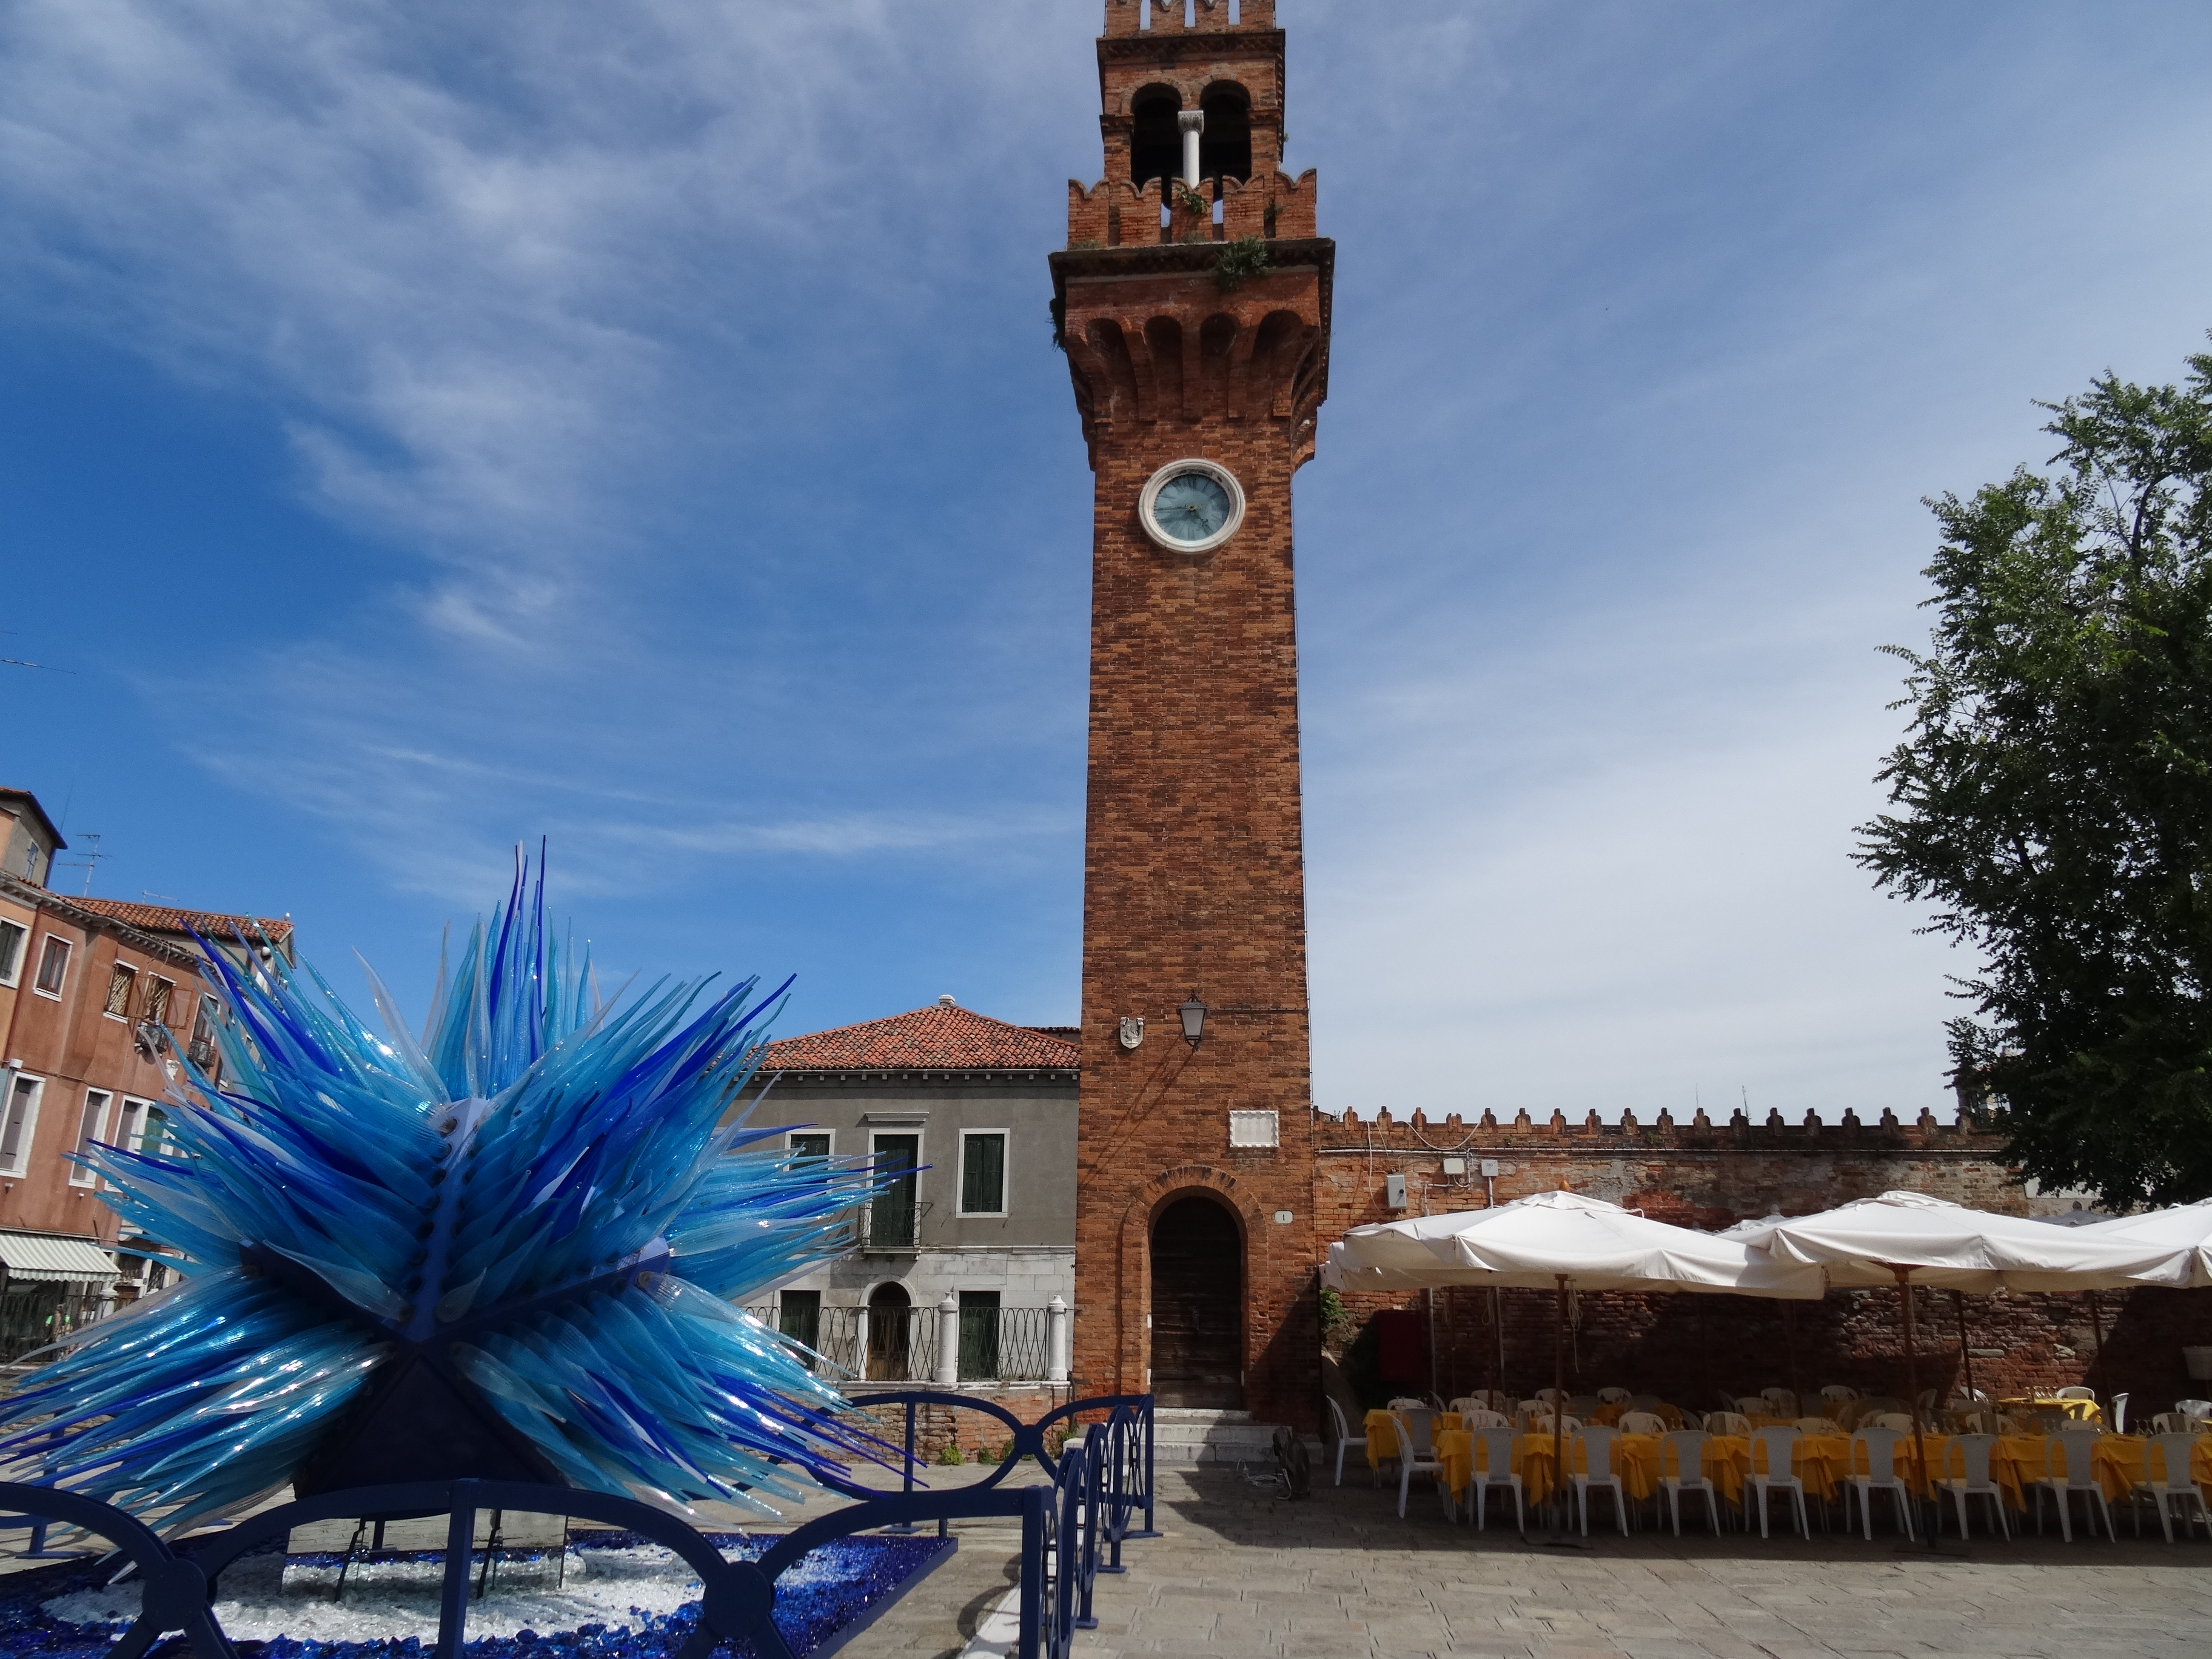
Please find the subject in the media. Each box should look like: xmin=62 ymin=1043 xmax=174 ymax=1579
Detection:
xmin=1858 ymin=346 xmax=2212 ymax=1208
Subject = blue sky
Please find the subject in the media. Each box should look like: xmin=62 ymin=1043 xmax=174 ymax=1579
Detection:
xmin=4 ymin=1 xmax=2209 ymax=1122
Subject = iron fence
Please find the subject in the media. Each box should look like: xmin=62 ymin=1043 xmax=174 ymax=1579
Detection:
xmin=743 ymin=1301 xmax=1060 ymax=1383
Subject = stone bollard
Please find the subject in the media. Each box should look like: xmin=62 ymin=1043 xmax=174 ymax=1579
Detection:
xmin=935 ymin=1292 xmax=960 ymax=1387
xmin=1047 ymin=1295 xmax=1071 ymax=1385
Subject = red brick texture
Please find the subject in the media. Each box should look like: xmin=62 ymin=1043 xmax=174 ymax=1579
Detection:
xmin=1323 ymin=1110 xmax=2212 ymax=1420
xmin=1056 ymin=5 xmax=1331 ymax=1431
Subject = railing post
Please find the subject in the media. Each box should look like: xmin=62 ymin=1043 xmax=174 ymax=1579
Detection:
xmin=1047 ymin=1295 xmax=1070 ymax=1385
xmin=935 ymin=1292 xmax=960 ymax=1386
xmin=437 ymin=1481 xmax=477 ymax=1659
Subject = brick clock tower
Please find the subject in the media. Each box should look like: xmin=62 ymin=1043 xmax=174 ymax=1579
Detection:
xmin=1050 ymin=0 xmax=1329 ymax=1432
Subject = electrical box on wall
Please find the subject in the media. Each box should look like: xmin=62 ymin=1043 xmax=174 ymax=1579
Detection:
xmin=1441 ymin=1156 xmax=1466 ymax=1177
xmin=1385 ymin=1173 xmax=1407 ymax=1209
xmin=1480 ymin=1158 xmax=1500 ymax=1178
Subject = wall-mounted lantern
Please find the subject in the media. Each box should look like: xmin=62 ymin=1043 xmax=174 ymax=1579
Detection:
xmin=1178 ymin=991 xmax=1208 ymax=1047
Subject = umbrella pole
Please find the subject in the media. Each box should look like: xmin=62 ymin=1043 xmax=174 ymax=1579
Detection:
xmin=1541 ymin=1275 xmax=1589 ymax=1546
xmin=2085 ymin=1290 xmax=2105 ymax=1396
xmin=1953 ymin=1290 xmax=1977 ymax=1420
xmin=1890 ymin=1265 xmax=1956 ymax=1553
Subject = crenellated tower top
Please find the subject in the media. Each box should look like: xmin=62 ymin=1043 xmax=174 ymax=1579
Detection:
xmin=1069 ymin=0 xmax=1313 ymax=251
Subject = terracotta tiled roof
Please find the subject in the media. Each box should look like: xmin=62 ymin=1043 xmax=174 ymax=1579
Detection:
xmin=761 ymin=1003 xmax=1080 ymax=1072
xmin=72 ymin=897 xmax=293 ymax=945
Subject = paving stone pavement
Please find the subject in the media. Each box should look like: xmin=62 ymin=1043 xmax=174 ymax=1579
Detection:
xmin=835 ymin=1466 xmax=2212 ymax=1659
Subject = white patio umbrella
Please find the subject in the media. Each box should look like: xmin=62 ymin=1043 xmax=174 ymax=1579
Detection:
xmin=1327 ymin=1190 xmax=1825 ymax=1520
xmin=1738 ymin=1190 xmax=2202 ymax=1492
xmin=2078 ymin=1199 xmax=2212 ymax=1289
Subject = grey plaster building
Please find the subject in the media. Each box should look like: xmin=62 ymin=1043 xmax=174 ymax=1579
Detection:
xmin=741 ymin=997 xmax=1078 ymax=1384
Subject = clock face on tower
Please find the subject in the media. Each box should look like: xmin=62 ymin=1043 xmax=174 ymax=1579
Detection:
xmin=1138 ymin=458 xmax=1245 ymax=554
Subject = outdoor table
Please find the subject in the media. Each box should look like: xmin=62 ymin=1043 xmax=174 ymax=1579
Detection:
xmin=2000 ymin=1396 xmax=2103 ymax=1424
xmin=1978 ymin=1432 xmax=2212 ymax=1506
xmin=1364 ymin=1409 xmax=1463 ymax=1472
xmin=1700 ymin=1433 xmax=1852 ymax=1505
xmin=1435 ymin=1429 xmax=1564 ymax=1505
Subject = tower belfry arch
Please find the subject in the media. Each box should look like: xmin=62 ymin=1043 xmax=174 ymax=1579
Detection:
xmin=1051 ymin=0 xmax=1329 ymax=1432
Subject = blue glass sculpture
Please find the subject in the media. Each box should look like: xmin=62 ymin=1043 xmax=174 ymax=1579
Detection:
xmin=0 ymin=855 xmax=884 ymax=1535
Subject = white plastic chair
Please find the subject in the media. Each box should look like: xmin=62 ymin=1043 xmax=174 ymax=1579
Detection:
xmin=2031 ymin=1430 xmax=2115 ymax=1541
xmin=1461 ymin=1407 xmax=1512 ymax=1429
xmin=1734 ymin=1395 xmax=1769 ymax=1419
xmin=1324 ymin=1396 xmax=1368 ymax=1488
xmin=1657 ymin=1429 xmax=1723 ymax=1535
xmin=1746 ymin=1426 xmax=1809 ymax=1540
xmin=1760 ymin=1387 xmax=1798 ymax=1418
xmin=1617 ymin=1410 xmax=1668 ymax=1435
xmin=1845 ymin=1427 xmax=1916 ymax=1541
xmin=1871 ymin=1412 xmax=1917 ymax=1433
xmin=1627 ymin=1392 xmax=1663 ymax=1412
xmin=2149 ymin=1411 xmax=2192 ymax=1434
xmin=1383 ymin=1410 xmax=1451 ymax=1520
xmin=1387 ymin=1395 xmax=1428 ymax=1411
xmin=1468 ymin=1426 xmax=1524 ymax=1532
xmin=2053 ymin=1386 xmax=2096 ymax=1401
xmin=1704 ymin=1411 xmax=1752 ymax=1438
xmin=1934 ymin=1432 xmax=2009 ymax=1541
xmin=1447 ymin=1396 xmax=1484 ymax=1418
xmin=2131 ymin=1433 xmax=2209 ymax=1542
xmin=1569 ymin=1427 xmax=1630 ymax=1537
xmin=1533 ymin=1387 xmax=1565 ymax=1406
xmin=1595 ymin=1386 xmax=1632 ymax=1405
xmin=1792 ymin=1416 xmax=1837 ymax=1433
xmin=2110 ymin=1392 xmax=2130 ymax=1435
xmin=1818 ymin=1384 xmax=1860 ymax=1403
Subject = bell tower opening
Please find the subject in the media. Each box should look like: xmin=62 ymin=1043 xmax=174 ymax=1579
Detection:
xmin=1198 ymin=83 xmax=1252 ymax=186
xmin=1130 ymin=84 xmax=1182 ymax=190
xmin=1149 ymin=1195 xmax=1244 ymax=1409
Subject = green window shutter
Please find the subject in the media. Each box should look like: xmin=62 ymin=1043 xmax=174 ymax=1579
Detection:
xmin=961 ymin=1133 xmax=1006 ymax=1213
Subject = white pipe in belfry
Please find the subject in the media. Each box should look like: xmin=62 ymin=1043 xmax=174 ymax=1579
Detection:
xmin=1178 ymin=111 xmax=1205 ymax=187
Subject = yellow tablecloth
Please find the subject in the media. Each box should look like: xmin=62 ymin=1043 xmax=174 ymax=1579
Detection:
xmin=1436 ymin=1429 xmax=1569 ymax=1504
xmin=1364 ymin=1409 xmax=1463 ymax=1471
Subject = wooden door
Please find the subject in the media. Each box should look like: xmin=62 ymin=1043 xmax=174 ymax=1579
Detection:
xmin=1149 ymin=1196 xmax=1243 ymax=1409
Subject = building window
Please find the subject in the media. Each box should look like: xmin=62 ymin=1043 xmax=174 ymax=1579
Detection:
xmin=957 ymin=1289 xmax=1002 ymax=1381
xmin=71 ymin=1090 xmax=112 ymax=1187
xmin=104 ymin=962 xmax=138 ymax=1017
xmin=188 ymin=994 xmax=221 ymax=1071
xmin=788 ymin=1131 xmax=831 ymax=1162
xmin=114 ymin=1097 xmax=164 ymax=1161
xmin=0 ymin=919 xmax=25 ymax=987
xmin=0 ymin=1074 xmax=42 ymax=1175
xmin=33 ymin=936 xmax=70 ymax=996
xmin=778 ymin=1289 xmax=822 ymax=1358
xmin=959 ymin=1130 xmax=1008 ymax=1216
xmin=142 ymin=976 xmax=175 ymax=1026
xmin=868 ymin=1134 xmax=921 ymax=1248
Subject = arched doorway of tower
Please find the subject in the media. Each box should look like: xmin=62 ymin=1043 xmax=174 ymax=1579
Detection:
xmin=866 ymin=1282 xmax=912 ymax=1380
xmin=1148 ymin=1195 xmax=1244 ymax=1409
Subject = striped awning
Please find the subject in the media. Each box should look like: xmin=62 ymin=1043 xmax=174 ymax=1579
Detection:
xmin=0 ymin=1230 xmax=120 ymax=1285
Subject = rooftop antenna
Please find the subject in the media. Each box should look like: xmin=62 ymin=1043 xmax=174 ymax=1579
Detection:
xmin=0 ymin=632 xmax=72 ymax=674
xmin=56 ymin=833 xmax=111 ymax=896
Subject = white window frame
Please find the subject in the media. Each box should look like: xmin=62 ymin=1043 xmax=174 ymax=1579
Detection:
xmin=0 ymin=1072 xmax=44 ymax=1176
xmin=956 ymin=1128 xmax=1010 ymax=1218
xmin=786 ymin=1129 xmax=834 ymax=1159
xmin=104 ymin=960 xmax=138 ymax=1020
xmin=71 ymin=1089 xmax=112 ymax=1187
xmin=32 ymin=935 xmax=70 ymax=1000
xmin=0 ymin=916 xmax=27 ymax=987
xmin=114 ymin=1096 xmax=159 ymax=1161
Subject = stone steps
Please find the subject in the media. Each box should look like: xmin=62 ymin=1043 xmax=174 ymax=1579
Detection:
xmin=1150 ymin=1407 xmax=1285 ymax=1465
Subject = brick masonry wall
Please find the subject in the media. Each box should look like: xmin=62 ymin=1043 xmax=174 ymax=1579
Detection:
xmin=1321 ymin=1109 xmax=2212 ymax=1419
xmin=1056 ymin=15 xmax=1332 ymax=1433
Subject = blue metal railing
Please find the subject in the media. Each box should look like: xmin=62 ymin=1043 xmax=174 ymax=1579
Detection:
xmin=0 ymin=1392 xmax=1157 ymax=1659
xmin=842 ymin=1389 xmax=1156 ymax=1543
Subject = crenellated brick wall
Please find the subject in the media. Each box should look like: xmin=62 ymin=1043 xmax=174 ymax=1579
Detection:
xmin=1321 ymin=1108 xmax=2212 ymax=1419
